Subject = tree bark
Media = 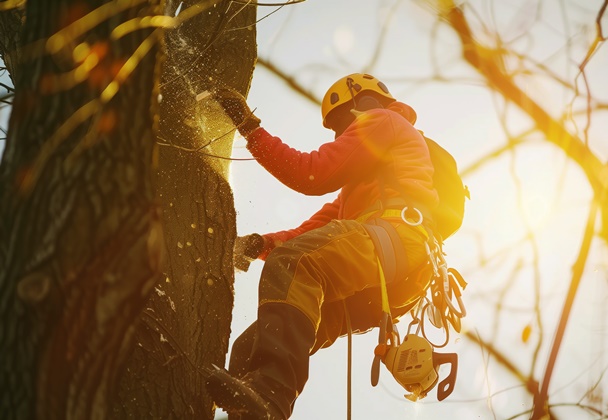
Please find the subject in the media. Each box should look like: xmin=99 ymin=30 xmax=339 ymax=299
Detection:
xmin=0 ymin=1 xmax=163 ymax=419
xmin=113 ymin=1 xmax=257 ymax=418
xmin=0 ymin=2 xmax=23 ymax=78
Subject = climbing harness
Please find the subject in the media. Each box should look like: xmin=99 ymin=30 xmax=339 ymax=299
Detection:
xmin=365 ymin=205 xmax=467 ymax=402
xmin=401 ymin=206 xmax=423 ymax=227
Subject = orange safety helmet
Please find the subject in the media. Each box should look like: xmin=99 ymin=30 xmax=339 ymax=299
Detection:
xmin=321 ymin=73 xmax=395 ymax=128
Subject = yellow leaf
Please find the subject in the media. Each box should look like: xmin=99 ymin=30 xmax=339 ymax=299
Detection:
xmin=521 ymin=324 xmax=532 ymax=343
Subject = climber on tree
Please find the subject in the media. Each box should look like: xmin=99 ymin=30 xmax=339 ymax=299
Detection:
xmin=206 ymin=73 xmax=466 ymax=419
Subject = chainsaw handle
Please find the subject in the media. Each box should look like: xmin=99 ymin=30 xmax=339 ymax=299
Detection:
xmin=433 ymin=352 xmax=458 ymax=401
xmin=371 ymin=313 xmax=389 ymax=387
xmin=370 ymin=355 xmax=381 ymax=387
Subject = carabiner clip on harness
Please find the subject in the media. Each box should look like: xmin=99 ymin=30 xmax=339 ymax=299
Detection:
xmin=366 ymin=206 xmax=467 ymax=402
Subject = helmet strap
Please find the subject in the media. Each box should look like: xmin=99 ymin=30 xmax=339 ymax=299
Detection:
xmin=346 ymin=77 xmax=358 ymax=110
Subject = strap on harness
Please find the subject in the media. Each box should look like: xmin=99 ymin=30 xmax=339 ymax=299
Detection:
xmin=363 ymin=219 xmax=409 ymax=290
xmin=364 ymin=219 xmax=410 ymax=388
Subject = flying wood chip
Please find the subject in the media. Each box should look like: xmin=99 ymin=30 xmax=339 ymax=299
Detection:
xmin=196 ymin=91 xmax=211 ymax=102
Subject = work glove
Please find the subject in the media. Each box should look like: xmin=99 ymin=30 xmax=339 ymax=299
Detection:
xmin=234 ymin=233 xmax=266 ymax=272
xmin=212 ymin=88 xmax=261 ymax=137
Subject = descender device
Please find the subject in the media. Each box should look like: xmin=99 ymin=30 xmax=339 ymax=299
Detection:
xmin=370 ymin=238 xmax=467 ymax=402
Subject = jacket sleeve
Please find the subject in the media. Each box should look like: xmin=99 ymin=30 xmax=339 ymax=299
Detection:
xmin=246 ymin=110 xmax=397 ymax=196
xmin=259 ymin=196 xmax=341 ymax=260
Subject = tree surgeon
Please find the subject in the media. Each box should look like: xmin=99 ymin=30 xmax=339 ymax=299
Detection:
xmin=207 ymin=73 xmax=465 ymax=419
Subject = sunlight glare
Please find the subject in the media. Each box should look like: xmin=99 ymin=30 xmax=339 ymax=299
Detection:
xmin=333 ymin=25 xmax=355 ymax=55
xmin=521 ymin=193 xmax=551 ymax=231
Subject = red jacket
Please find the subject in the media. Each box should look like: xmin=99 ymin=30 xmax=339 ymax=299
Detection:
xmin=246 ymin=101 xmax=438 ymax=258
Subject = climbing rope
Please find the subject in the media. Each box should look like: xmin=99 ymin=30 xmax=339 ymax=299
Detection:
xmin=343 ymin=300 xmax=353 ymax=420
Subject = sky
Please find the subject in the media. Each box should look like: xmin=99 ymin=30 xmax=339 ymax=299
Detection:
xmin=224 ymin=1 xmax=608 ymax=419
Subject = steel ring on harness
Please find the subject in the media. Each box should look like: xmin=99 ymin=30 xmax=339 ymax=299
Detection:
xmin=400 ymin=207 xmax=423 ymax=226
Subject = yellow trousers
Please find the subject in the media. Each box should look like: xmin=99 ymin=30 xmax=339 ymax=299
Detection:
xmin=259 ymin=218 xmax=429 ymax=352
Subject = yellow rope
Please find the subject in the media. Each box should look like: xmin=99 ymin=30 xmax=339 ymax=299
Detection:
xmin=377 ymin=257 xmax=391 ymax=315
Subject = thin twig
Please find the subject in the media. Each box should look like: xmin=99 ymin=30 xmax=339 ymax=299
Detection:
xmin=460 ymin=135 xmax=531 ymax=177
xmin=230 ymin=0 xmax=306 ymax=5
xmin=362 ymin=0 xmax=400 ymax=74
xmin=439 ymin=1 xmax=606 ymax=189
xmin=156 ymin=139 xmax=255 ymax=161
xmin=257 ymin=56 xmax=321 ymax=105
xmin=465 ymin=330 xmax=534 ymax=391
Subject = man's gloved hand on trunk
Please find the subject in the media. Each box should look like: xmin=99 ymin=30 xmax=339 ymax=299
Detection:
xmin=234 ymin=233 xmax=267 ymax=272
xmin=212 ymin=88 xmax=261 ymax=137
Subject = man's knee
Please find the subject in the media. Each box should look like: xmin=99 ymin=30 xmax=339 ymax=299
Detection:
xmin=260 ymin=246 xmax=325 ymax=331
xmin=260 ymin=245 xmax=306 ymax=299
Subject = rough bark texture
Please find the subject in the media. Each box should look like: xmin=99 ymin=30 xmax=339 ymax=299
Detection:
xmin=0 ymin=1 xmax=163 ymax=419
xmin=113 ymin=1 xmax=257 ymax=419
xmin=0 ymin=3 xmax=23 ymax=77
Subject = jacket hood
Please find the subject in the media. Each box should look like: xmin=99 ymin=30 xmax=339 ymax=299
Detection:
xmin=387 ymin=101 xmax=417 ymax=125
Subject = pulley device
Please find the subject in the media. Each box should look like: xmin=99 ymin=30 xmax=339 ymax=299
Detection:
xmin=369 ymin=212 xmax=467 ymax=402
xmin=370 ymin=302 xmax=459 ymax=402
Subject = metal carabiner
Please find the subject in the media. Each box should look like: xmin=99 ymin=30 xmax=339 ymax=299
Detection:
xmin=407 ymin=299 xmax=427 ymax=336
xmin=400 ymin=206 xmax=423 ymax=226
xmin=441 ymin=272 xmax=467 ymax=319
xmin=425 ymin=241 xmax=439 ymax=276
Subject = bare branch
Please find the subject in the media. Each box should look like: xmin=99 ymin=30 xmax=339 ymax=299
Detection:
xmin=436 ymin=1 xmax=608 ymax=243
xmin=111 ymin=1 xmax=223 ymax=39
xmin=362 ymin=0 xmax=400 ymax=74
xmin=573 ymin=0 xmax=607 ymax=148
xmin=532 ymin=196 xmax=601 ymax=418
xmin=548 ymin=402 xmax=606 ymax=417
xmin=465 ymin=330 xmax=537 ymax=395
xmin=231 ymin=0 xmax=306 ymax=5
xmin=460 ymin=136 xmax=530 ymax=177
xmin=257 ymin=56 xmax=321 ymax=105
xmin=0 ymin=0 xmax=24 ymax=11
xmin=579 ymin=0 xmax=607 ymax=70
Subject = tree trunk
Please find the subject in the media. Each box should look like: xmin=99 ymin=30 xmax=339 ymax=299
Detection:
xmin=0 ymin=3 xmax=23 ymax=78
xmin=113 ymin=1 xmax=257 ymax=418
xmin=0 ymin=1 xmax=163 ymax=419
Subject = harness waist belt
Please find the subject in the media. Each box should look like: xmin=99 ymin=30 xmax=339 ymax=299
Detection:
xmin=357 ymin=209 xmax=429 ymax=240
xmin=363 ymin=219 xmax=409 ymax=288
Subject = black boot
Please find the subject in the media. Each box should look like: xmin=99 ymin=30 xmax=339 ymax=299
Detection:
xmin=206 ymin=365 xmax=284 ymax=420
xmin=229 ymin=321 xmax=258 ymax=378
xmin=207 ymin=303 xmax=316 ymax=419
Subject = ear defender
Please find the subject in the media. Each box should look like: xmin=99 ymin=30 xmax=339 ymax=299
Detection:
xmin=354 ymin=95 xmax=383 ymax=112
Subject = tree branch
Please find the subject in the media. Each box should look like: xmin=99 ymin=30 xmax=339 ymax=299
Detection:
xmin=531 ymin=197 xmax=600 ymax=418
xmin=257 ymin=56 xmax=321 ymax=105
xmin=465 ymin=330 xmax=538 ymax=396
xmin=438 ymin=2 xmax=608 ymax=243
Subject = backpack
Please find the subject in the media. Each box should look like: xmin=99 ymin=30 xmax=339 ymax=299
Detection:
xmin=423 ymin=135 xmax=469 ymax=241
